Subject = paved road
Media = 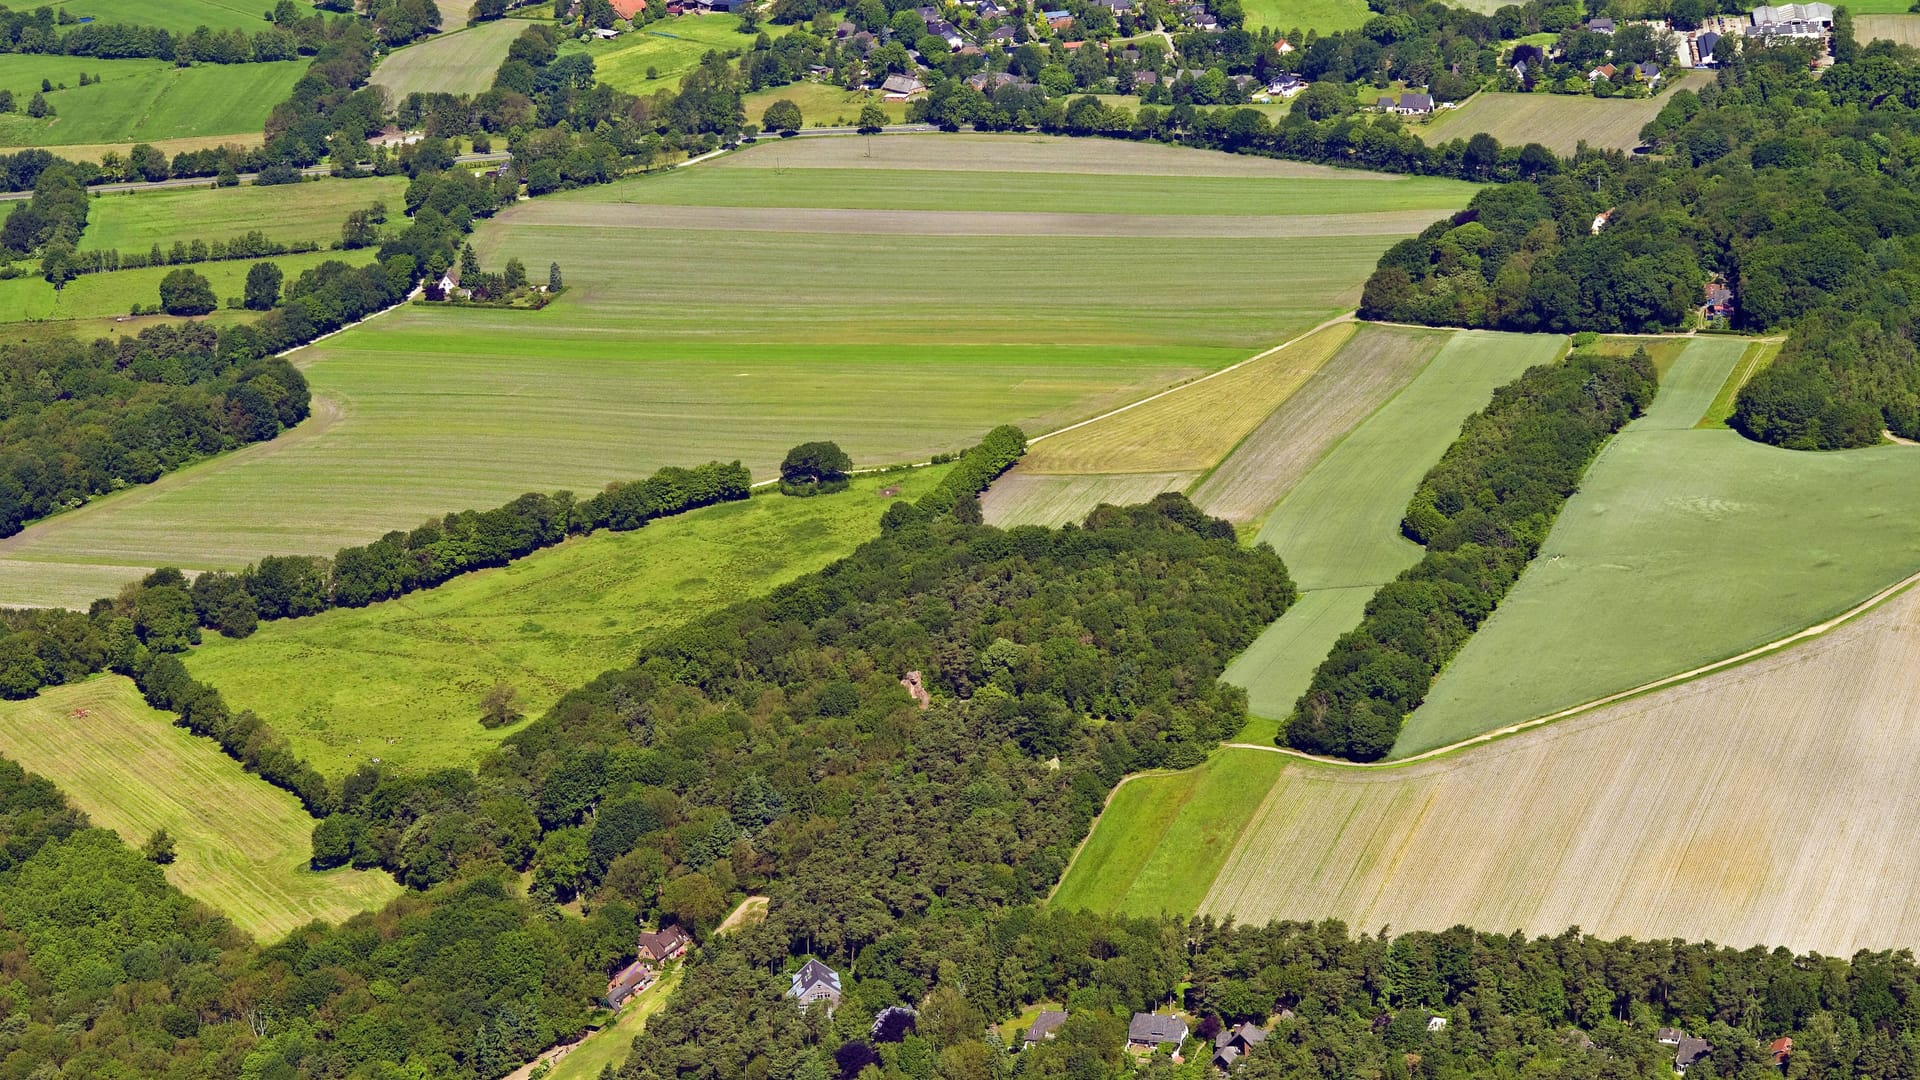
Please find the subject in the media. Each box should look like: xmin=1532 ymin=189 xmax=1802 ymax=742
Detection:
xmin=0 ymin=151 xmax=512 ymax=201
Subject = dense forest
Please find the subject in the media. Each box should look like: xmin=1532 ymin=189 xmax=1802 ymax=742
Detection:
xmin=1286 ymin=347 xmax=1657 ymax=760
xmin=1358 ymin=25 xmax=1920 ymax=450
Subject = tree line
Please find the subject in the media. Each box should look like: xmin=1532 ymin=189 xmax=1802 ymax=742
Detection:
xmin=1286 ymin=347 xmax=1657 ymax=760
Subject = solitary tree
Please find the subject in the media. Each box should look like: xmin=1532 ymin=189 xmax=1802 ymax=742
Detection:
xmin=548 ymin=261 xmax=563 ymax=291
xmin=762 ymin=98 xmax=803 ymax=134
xmin=243 ymin=261 xmax=283 ymax=310
xmin=857 ymin=102 xmax=888 ymax=133
xmin=780 ymin=440 xmax=853 ymax=494
xmin=25 ymin=92 xmax=50 ymax=119
xmin=158 ymin=268 xmax=217 ymax=315
xmin=144 ymin=828 xmax=176 ymax=865
xmin=479 ymin=682 xmax=523 ymax=728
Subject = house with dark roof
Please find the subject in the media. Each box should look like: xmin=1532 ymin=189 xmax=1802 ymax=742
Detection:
xmin=1127 ymin=1013 xmax=1190 ymax=1053
xmin=1657 ymin=1028 xmax=1684 ymax=1046
xmin=1396 ymin=92 xmax=1434 ymax=115
xmin=1675 ymin=1036 xmax=1714 ymax=1073
xmin=1024 ymin=1010 xmax=1068 ymax=1046
xmin=636 ymin=925 xmax=692 ymax=964
xmin=789 ymin=959 xmax=842 ymax=1012
xmin=1587 ymin=16 xmax=1615 ymax=32
xmin=880 ymin=73 xmax=927 ymax=98
xmin=602 ymin=959 xmax=655 ymax=1009
xmin=1212 ymin=1022 xmax=1266 ymax=1069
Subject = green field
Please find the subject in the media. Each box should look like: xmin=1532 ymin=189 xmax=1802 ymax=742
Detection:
xmin=1238 ymin=0 xmax=1369 ymax=32
xmin=83 ymin=177 xmax=411 ymax=252
xmin=0 ymin=248 xmax=379 ymax=326
xmin=370 ymin=19 xmax=524 ymax=100
xmin=1858 ymin=14 xmax=1920 ymax=42
xmin=0 ymin=677 xmax=402 ymax=940
xmin=0 ymin=57 xmax=305 ymax=147
xmin=1050 ymin=751 xmax=1286 ymax=917
xmin=0 ymin=135 xmax=1448 ymax=607
xmin=50 ymin=0 xmax=317 ymax=33
xmin=1398 ymin=335 xmax=1920 ymax=754
xmin=187 ymin=470 xmax=947 ymax=778
xmin=545 ymin=970 xmax=682 ymax=1080
xmin=1698 ymin=339 xmax=1780 ymax=428
xmin=1221 ymin=330 xmax=1564 ymax=732
xmin=565 ymin=13 xmax=779 ymax=92
xmin=743 ymin=84 xmax=909 ymax=127
xmin=1420 ymin=75 xmax=1712 ymax=155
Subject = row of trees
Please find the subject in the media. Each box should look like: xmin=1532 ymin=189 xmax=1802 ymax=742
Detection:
xmin=1287 ymin=348 xmax=1657 ymax=760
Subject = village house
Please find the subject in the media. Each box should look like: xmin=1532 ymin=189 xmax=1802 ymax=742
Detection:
xmin=967 ymin=70 xmax=1024 ymax=91
xmin=1378 ymin=92 xmax=1433 ymax=116
xmin=1266 ymin=74 xmax=1307 ymax=97
xmin=1769 ymin=1036 xmax=1792 ymax=1068
xmin=880 ymin=73 xmax=926 ymax=98
xmin=602 ymin=959 xmax=654 ymax=1009
xmin=1127 ymin=1013 xmax=1190 ymax=1054
xmin=1588 ymin=63 xmax=1617 ymax=80
xmin=1657 ymin=1028 xmax=1684 ymax=1046
xmin=1592 ymin=208 xmax=1613 ymax=234
xmin=636 ymin=925 xmax=691 ymax=964
xmin=1587 ymin=15 xmax=1615 ymax=32
xmin=1025 ymin=1010 xmax=1068 ymax=1046
xmin=1212 ymin=1022 xmax=1267 ymax=1069
xmin=789 ymin=959 xmax=842 ymax=1012
xmin=1704 ymin=280 xmax=1734 ymax=318
xmin=435 ymin=265 xmax=462 ymax=298
xmin=1675 ymin=1035 xmax=1714 ymax=1073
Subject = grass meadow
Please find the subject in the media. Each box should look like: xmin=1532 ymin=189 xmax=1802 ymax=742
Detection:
xmin=0 ymin=135 xmax=1453 ymax=607
xmin=743 ymin=84 xmax=909 ymax=128
xmin=186 ymin=470 xmax=948 ymax=778
xmin=1198 ymin=582 xmax=1920 ymax=955
xmin=1050 ymin=751 xmax=1286 ymax=917
xmin=1238 ymin=0 xmax=1370 ymax=32
xmin=48 ymin=0 xmax=317 ymax=33
xmin=543 ymin=970 xmax=682 ymax=1080
xmin=1420 ymin=77 xmax=1711 ymax=154
xmin=0 ymin=677 xmax=402 ymax=940
xmin=1400 ymin=335 xmax=1920 ymax=754
xmin=0 ymin=247 xmax=379 ymax=325
xmin=1221 ymin=330 xmax=1562 ymax=725
xmin=0 ymin=57 xmax=305 ymax=147
xmin=83 ymin=176 xmax=411 ymax=252
xmin=370 ymin=19 xmax=524 ymax=100
xmin=565 ymin=13 xmax=779 ymax=92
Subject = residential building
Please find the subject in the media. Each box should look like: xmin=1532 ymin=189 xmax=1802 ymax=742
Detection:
xmin=1212 ymin=1022 xmax=1267 ymax=1069
xmin=1025 ymin=1010 xmax=1069 ymax=1046
xmin=636 ymin=925 xmax=692 ymax=964
xmin=880 ymin=73 xmax=927 ymax=98
xmin=1675 ymin=1036 xmax=1714 ymax=1073
xmin=789 ymin=959 xmax=842 ymax=1011
xmin=1127 ymin=1013 xmax=1190 ymax=1053
xmin=1587 ymin=16 xmax=1615 ymax=32
xmin=602 ymin=959 xmax=654 ymax=1009
xmin=1769 ymin=1037 xmax=1793 ymax=1069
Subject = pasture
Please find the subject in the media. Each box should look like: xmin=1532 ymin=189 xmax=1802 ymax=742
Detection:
xmin=565 ymin=13 xmax=777 ymax=92
xmin=0 ymin=248 xmax=379 ymax=326
xmin=1239 ymin=0 xmax=1370 ymax=32
xmin=185 ymin=470 xmax=948 ymax=778
xmin=0 ymin=677 xmax=402 ymax=941
xmin=1051 ymin=752 xmax=1285 ymax=917
xmin=48 ymin=0 xmax=316 ymax=34
xmin=0 ymin=58 xmax=305 ymax=147
xmin=0 ymin=135 xmax=1456 ymax=607
xmin=4 ymin=132 xmax=262 ymax=162
xmin=1420 ymin=78 xmax=1710 ymax=154
xmin=370 ymin=19 xmax=524 ymax=100
xmin=1858 ymin=14 xmax=1920 ymax=43
xmin=1220 ymin=330 xmax=1561 ymax=725
xmin=1198 ymin=580 xmax=1920 ymax=956
xmin=541 ymin=970 xmax=682 ymax=1080
xmin=743 ymin=84 xmax=909 ymax=127
xmin=1400 ymin=335 xmax=1920 ymax=754
xmin=82 ymin=176 xmax=411 ymax=252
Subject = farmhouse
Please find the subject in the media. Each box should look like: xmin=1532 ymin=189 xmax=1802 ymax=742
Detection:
xmin=789 ymin=958 xmax=842 ymax=1012
xmin=1378 ymin=92 xmax=1433 ymax=116
xmin=1127 ymin=1012 xmax=1190 ymax=1053
xmin=602 ymin=959 xmax=654 ymax=1009
xmin=1025 ymin=1010 xmax=1069 ymax=1046
xmin=636 ymin=924 xmax=691 ymax=963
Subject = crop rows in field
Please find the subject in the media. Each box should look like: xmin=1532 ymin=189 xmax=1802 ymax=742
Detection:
xmin=0 ymin=677 xmax=401 ymax=940
xmin=1420 ymin=76 xmax=1710 ymax=155
xmin=371 ymin=19 xmax=524 ymax=100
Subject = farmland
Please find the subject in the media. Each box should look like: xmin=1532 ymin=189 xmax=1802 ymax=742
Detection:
xmin=1239 ymin=0 xmax=1370 ymax=32
xmin=1420 ymin=77 xmax=1711 ymax=154
xmin=48 ymin=0 xmax=317 ymax=33
xmin=83 ymin=176 xmax=411 ymax=252
xmin=1196 ymin=580 xmax=1920 ymax=956
xmin=370 ymin=19 xmax=525 ymax=100
xmin=1400 ymin=335 xmax=1920 ymax=754
xmin=564 ymin=13 xmax=779 ymax=92
xmin=1858 ymin=14 xmax=1920 ymax=44
xmin=0 ymin=135 xmax=1463 ymax=608
xmin=0 ymin=677 xmax=401 ymax=941
xmin=743 ymin=84 xmax=909 ymax=127
xmin=0 ymin=58 xmax=305 ymax=148
xmin=185 ymin=469 xmax=949 ymax=779
xmin=1220 ymin=330 xmax=1562 ymax=731
xmin=0 ymin=247 xmax=380 ymax=326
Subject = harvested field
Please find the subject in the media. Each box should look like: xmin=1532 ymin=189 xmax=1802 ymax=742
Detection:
xmin=83 ymin=177 xmax=410 ymax=252
xmin=510 ymin=202 xmax=1458 ymax=237
xmin=0 ymin=137 xmax=1456 ymax=605
xmin=0 ymin=677 xmax=401 ymax=940
xmin=187 ymin=471 xmax=947 ymax=779
xmin=1220 ymin=330 xmax=1562 ymax=727
xmin=1402 ymin=336 xmax=1920 ymax=754
xmin=982 ymin=472 xmax=1197 ymax=528
xmin=1191 ymin=324 xmax=1443 ymax=525
xmin=1199 ymin=581 xmax=1920 ymax=955
xmin=720 ymin=132 xmax=1408 ymax=177
xmin=1420 ymin=77 xmax=1710 ymax=154
xmin=1858 ymin=14 xmax=1920 ymax=42
xmin=370 ymin=20 xmax=524 ymax=100
xmin=1022 ymin=322 xmax=1358 ymax=474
